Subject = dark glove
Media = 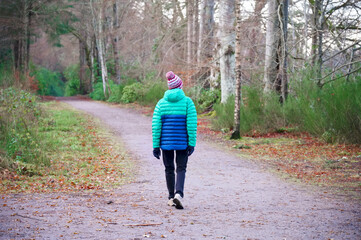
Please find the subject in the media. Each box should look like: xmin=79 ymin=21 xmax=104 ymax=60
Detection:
xmin=153 ymin=148 xmax=161 ymax=159
xmin=187 ymin=146 xmax=195 ymax=157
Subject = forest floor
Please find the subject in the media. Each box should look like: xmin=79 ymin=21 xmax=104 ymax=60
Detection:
xmin=0 ymin=97 xmax=360 ymax=239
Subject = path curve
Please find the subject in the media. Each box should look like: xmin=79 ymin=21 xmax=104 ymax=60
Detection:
xmin=1 ymin=98 xmax=360 ymax=240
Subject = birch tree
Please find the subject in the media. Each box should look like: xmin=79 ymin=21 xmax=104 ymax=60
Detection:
xmin=231 ymin=0 xmax=243 ymax=139
xmin=90 ymin=0 xmax=110 ymax=98
xmin=219 ymin=0 xmax=236 ymax=103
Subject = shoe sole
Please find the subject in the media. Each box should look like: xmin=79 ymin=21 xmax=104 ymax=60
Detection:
xmin=173 ymin=198 xmax=184 ymax=209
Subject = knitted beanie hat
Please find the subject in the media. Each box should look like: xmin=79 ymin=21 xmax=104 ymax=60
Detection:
xmin=166 ymin=71 xmax=183 ymax=90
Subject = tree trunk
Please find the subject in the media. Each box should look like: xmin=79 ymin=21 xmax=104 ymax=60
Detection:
xmin=303 ymin=0 xmax=309 ymax=60
xmin=187 ymin=0 xmax=194 ymax=67
xmin=280 ymin=0 xmax=289 ymax=103
xmin=204 ymin=0 xmax=215 ymax=60
xmin=92 ymin=35 xmax=101 ymax=80
xmin=90 ymin=0 xmax=109 ymax=98
xmin=112 ymin=0 xmax=121 ymax=84
xmin=24 ymin=0 xmax=32 ymax=76
xmin=197 ymin=0 xmax=206 ymax=65
xmin=219 ymin=0 xmax=235 ymax=103
xmin=316 ymin=0 xmax=324 ymax=85
xmin=192 ymin=0 xmax=198 ymax=65
xmin=231 ymin=0 xmax=242 ymax=139
xmin=263 ymin=0 xmax=281 ymax=94
xmin=23 ymin=0 xmax=29 ymax=75
xmin=311 ymin=0 xmax=319 ymax=65
xmin=79 ymin=38 xmax=87 ymax=94
xmin=13 ymin=40 xmax=20 ymax=71
xmin=197 ymin=0 xmax=215 ymax=83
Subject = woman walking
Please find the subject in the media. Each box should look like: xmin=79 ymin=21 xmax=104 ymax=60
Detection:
xmin=152 ymin=71 xmax=197 ymax=209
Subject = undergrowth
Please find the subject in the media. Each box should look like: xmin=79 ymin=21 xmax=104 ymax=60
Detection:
xmin=31 ymin=65 xmax=65 ymax=97
xmin=212 ymin=74 xmax=361 ymax=143
xmin=0 ymin=100 xmax=134 ymax=193
xmin=0 ymin=88 xmax=46 ymax=174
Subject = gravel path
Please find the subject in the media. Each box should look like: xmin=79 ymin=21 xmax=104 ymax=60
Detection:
xmin=1 ymin=98 xmax=360 ymax=240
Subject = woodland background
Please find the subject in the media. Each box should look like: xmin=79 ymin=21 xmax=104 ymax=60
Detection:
xmin=0 ymin=0 xmax=360 ymax=178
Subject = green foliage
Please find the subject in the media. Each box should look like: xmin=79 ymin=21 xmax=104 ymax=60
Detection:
xmin=239 ymin=86 xmax=284 ymax=134
xmin=0 ymin=88 xmax=47 ymax=172
xmin=31 ymin=66 xmax=65 ymax=96
xmin=90 ymin=80 xmax=118 ymax=101
xmin=212 ymin=95 xmax=235 ymax=132
xmin=212 ymin=87 xmax=284 ymax=135
xmin=284 ymin=73 xmax=361 ymax=143
xmin=187 ymin=87 xmax=221 ymax=113
xmin=137 ymin=81 xmax=167 ymax=106
xmin=105 ymin=74 xmax=165 ymax=106
xmin=211 ymin=67 xmax=361 ymax=143
xmin=0 ymin=63 xmax=14 ymax=88
xmin=121 ymin=82 xmax=143 ymax=103
xmin=107 ymin=83 xmax=125 ymax=103
xmin=64 ymin=64 xmax=80 ymax=96
xmin=90 ymin=82 xmax=106 ymax=101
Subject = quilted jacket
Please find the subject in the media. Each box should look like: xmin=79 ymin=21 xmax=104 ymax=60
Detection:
xmin=152 ymin=89 xmax=197 ymax=150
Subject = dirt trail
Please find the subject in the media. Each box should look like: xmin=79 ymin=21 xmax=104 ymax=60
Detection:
xmin=1 ymin=98 xmax=360 ymax=240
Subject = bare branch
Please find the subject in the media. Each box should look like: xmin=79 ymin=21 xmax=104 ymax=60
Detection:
xmin=322 ymin=40 xmax=361 ymax=63
xmin=320 ymin=66 xmax=361 ymax=88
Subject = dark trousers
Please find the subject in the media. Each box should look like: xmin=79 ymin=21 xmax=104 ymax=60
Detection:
xmin=162 ymin=150 xmax=188 ymax=199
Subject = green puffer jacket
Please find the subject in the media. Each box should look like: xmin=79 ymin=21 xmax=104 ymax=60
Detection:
xmin=152 ymin=89 xmax=197 ymax=150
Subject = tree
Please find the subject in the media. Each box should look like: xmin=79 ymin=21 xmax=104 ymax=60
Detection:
xmin=219 ymin=0 xmax=236 ymax=103
xmin=280 ymin=0 xmax=289 ymax=102
xmin=197 ymin=0 xmax=215 ymax=84
xmin=231 ymin=0 xmax=243 ymax=139
xmin=263 ymin=0 xmax=281 ymax=94
xmin=192 ymin=0 xmax=199 ymax=66
xmin=187 ymin=0 xmax=194 ymax=67
xmin=263 ymin=0 xmax=289 ymax=103
xmin=90 ymin=0 xmax=110 ymax=98
xmin=0 ymin=0 xmax=33 ymax=76
xmin=112 ymin=0 xmax=121 ymax=84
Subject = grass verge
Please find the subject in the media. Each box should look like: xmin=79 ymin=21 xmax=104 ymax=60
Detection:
xmin=198 ymin=115 xmax=361 ymax=199
xmin=0 ymin=101 xmax=134 ymax=193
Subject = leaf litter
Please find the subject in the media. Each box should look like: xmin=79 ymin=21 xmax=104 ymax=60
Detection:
xmin=0 ymin=102 xmax=134 ymax=194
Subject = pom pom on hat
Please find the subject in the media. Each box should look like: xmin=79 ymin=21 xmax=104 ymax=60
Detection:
xmin=166 ymin=71 xmax=183 ymax=89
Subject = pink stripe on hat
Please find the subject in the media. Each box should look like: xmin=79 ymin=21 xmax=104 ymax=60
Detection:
xmin=166 ymin=71 xmax=183 ymax=89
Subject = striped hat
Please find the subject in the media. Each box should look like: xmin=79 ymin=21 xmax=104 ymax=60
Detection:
xmin=166 ymin=71 xmax=183 ymax=90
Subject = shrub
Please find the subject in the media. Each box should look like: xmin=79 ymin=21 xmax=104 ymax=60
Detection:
xmin=284 ymin=74 xmax=361 ymax=143
xmin=212 ymin=86 xmax=284 ymax=135
xmin=212 ymin=95 xmax=235 ymax=132
xmin=186 ymin=87 xmax=221 ymax=113
xmin=239 ymin=86 xmax=284 ymax=134
xmin=121 ymin=82 xmax=143 ymax=103
xmin=138 ymin=81 xmax=167 ymax=106
xmin=0 ymin=88 xmax=47 ymax=171
xmin=90 ymin=80 xmax=119 ymax=101
xmin=107 ymin=83 xmax=125 ymax=103
xmin=197 ymin=89 xmax=221 ymax=113
xmin=89 ymin=81 xmax=106 ymax=100
xmin=64 ymin=64 xmax=80 ymax=96
xmin=0 ymin=63 xmax=14 ymax=88
xmin=31 ymin=66 xmax=64 ymax=96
